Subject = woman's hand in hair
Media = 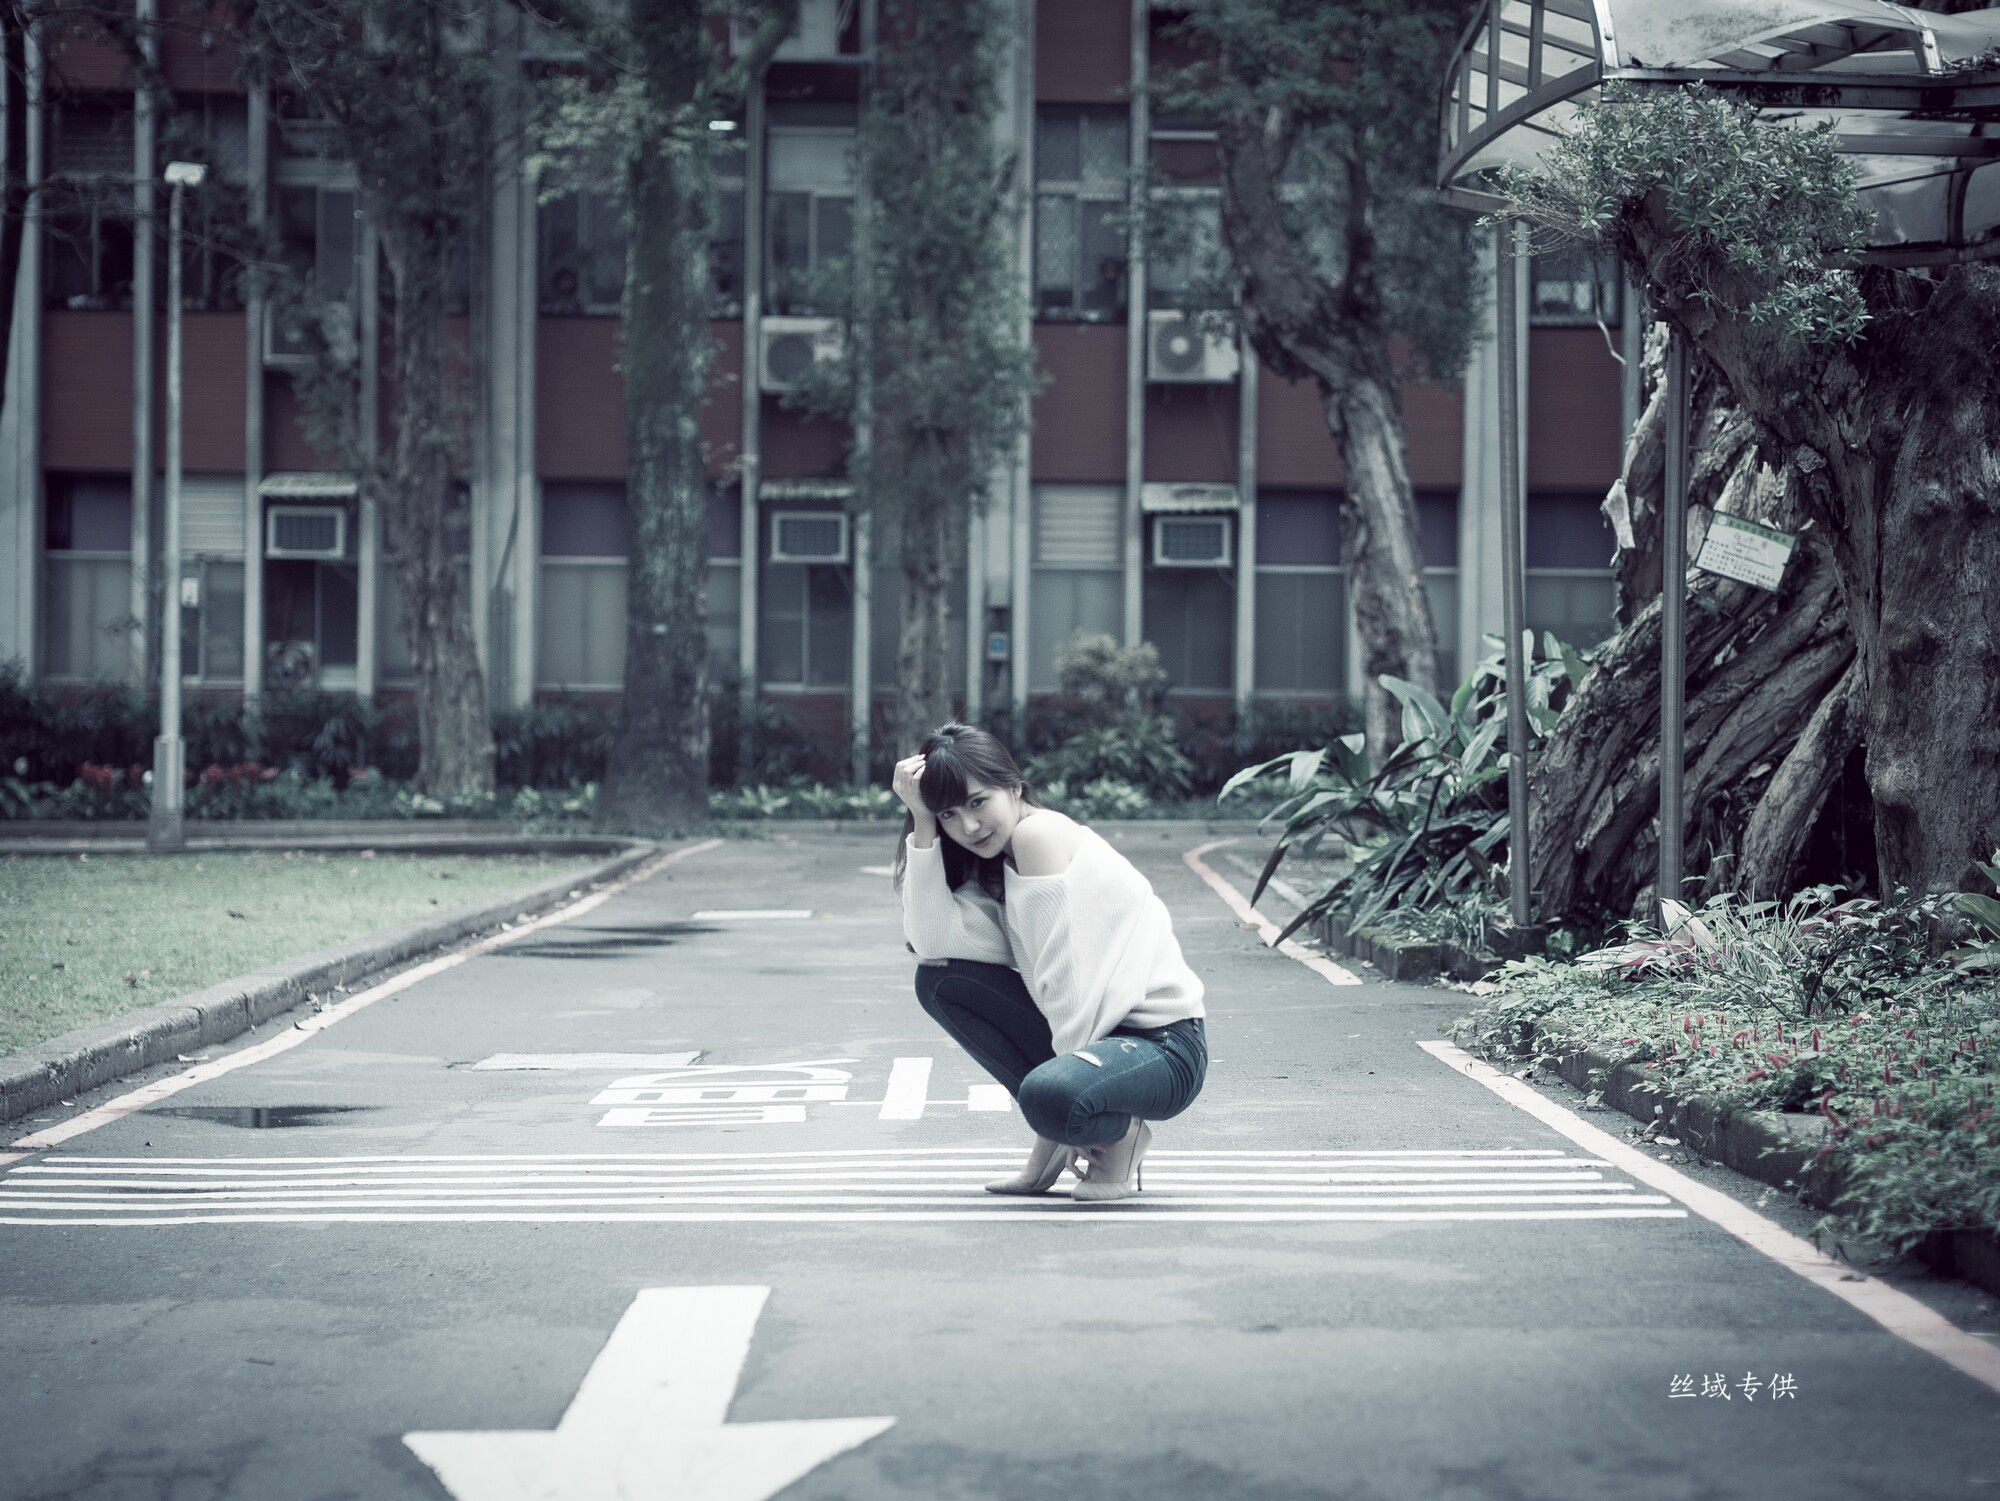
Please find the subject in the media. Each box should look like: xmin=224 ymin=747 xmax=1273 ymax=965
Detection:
xmin=893 ymin=754 xmax=938 ymax=845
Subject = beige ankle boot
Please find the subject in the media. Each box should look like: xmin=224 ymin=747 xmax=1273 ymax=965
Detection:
xmin=1072 ymin=1118 xmax=1152 ymax=1203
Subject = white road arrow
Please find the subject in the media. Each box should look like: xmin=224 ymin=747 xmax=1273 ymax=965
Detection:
xmin=405 ymin=1287 xmax=894 ymax=1501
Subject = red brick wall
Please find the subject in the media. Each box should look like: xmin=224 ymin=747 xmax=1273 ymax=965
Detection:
xmin=762 ymin=399 xmax=847 ymax=478
xmin=160 ymin=313 xmax=247 ymax=471
xmin=1143 ymin=382 xmax=1236 ymax=483
xmin=265 ymin=372 xmax=343 ymax=473
xmin=1036 ymin=0 xmax=1129 ymax=103
xmin=537 ymin=319 xmax=742 ymax=481
xmin=1256 ymin=360 xmax=1463 ymax=490
xmin=161 ymin=0 xmax=244 ymax=92
xmin=1031 ymin=324 xmax=1125 ymax=482
xmin=42 ymin=312 xmax=132 ymax=470
xmin=1528 ymin=328 xmax=1622 ymax=490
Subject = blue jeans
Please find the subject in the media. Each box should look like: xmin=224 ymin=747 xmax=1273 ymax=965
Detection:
xmin=914 ymin=958 xmax=1208 ymax=1148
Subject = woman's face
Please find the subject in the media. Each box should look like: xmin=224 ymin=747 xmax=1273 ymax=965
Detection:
xmin=935 ymin=775 xmax=1025 ymax=859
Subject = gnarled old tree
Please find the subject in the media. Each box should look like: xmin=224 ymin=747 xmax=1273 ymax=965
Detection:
xmin=238 ymin=0 xmax=495 ymax=797
xmin=1505 ymin=85 xmax=1999 ymax=914
xmin=1161 ymin=0 xmax=1479 ymax=758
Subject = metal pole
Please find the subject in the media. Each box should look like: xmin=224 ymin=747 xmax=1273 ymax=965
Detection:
xmin=1495 ymin=220 xmax=1532 ymax=928
xmin=1658 ymin=328 xmax=1690 ymax=918
xmin=149 ymin=177 xmax=187 ymax=850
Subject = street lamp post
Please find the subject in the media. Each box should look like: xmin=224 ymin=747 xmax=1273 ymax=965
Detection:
xmin=148 ymin=159 xmax=207 ymax=852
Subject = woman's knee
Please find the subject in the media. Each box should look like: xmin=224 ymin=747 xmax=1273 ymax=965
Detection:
xmin=1017 ymin=1058 xmax=1103 ymax=1144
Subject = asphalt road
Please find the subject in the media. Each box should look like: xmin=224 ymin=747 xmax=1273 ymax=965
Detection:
xmin=2 ymin=825 xmax=1998 ymax=1501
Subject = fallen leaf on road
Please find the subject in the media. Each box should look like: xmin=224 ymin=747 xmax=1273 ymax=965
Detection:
xmin=227 ymin=909 xmax=247 ymax=919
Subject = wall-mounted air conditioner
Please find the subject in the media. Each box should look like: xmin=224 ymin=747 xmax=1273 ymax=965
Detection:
xmin=760 ymin=316 xmax=843 ymax=393
xmin=731 ymin=0 xmax=857 ymax=61
xmin=1147 ymin=310 xmax=1239 ymax=383
xmin=770 ymin=510 xmax=850 ymax=564
xmin=266 ymin=505 xmax=348 ymax=560
xmin=1152 ymin=514 xmax=1232 ymax=568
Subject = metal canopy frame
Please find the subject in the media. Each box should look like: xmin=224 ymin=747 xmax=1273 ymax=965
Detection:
xmin=1435 ymin=0 xmax=2000 ymax=929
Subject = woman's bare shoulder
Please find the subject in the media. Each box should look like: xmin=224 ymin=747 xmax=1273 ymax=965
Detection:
xmin=1008 ymin=809 xmax=1086 ymax=876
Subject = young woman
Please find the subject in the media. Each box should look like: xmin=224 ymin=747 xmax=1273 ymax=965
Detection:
xmin=891 ymin=722 xmax=1208 ymax=1202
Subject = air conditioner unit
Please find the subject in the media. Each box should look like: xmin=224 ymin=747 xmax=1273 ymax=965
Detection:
xmin=732 ymin=0 xmax=856 ymax=60
xmin=770 ymin=510 xmax=850 ymax=564
xmin=266 ymin=505 xmax=348 ymax=560
xmin=760 ymin=316 xmax=843 ymax=394
xmin=1152 ymin=514 xmax=1231 ymax=567
xmin=1147 ymin=310 xmax=1239 ymax=383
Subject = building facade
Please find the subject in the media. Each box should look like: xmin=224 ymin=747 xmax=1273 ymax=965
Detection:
xmin=0 ymin=0 xmax=1637 ymax=775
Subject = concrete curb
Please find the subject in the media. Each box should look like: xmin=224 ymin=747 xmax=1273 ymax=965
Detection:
xmin=1523 ymin=1033 xmax=2000 ymax=1301
xmin=0 ymin=837 xmax=660 ymax=1126
xmin=1312 ymin=913 xmax=1523 ymax=984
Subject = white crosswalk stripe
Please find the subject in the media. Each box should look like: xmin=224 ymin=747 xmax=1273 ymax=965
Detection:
xmin=0 ymin=1149 xmax=1688 ymax=1225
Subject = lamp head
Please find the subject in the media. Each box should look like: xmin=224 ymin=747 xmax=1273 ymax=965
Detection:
xmin=164 ymin=161 xmax=207 ymax=187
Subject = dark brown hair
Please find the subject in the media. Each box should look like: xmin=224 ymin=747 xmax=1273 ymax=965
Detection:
xmin=891 ymin=722 xmax=1046 ymax=903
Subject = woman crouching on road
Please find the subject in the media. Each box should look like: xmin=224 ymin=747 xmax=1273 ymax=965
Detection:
xmin=890 ymin=722 xmax=1208 ymax=1202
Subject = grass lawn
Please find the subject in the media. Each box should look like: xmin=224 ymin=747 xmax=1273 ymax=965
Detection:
xmin=0 ymin=851 xmax=605 ymax=1055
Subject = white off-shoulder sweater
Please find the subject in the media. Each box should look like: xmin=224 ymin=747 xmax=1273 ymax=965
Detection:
xmin=900 ymin=825 xmax=1205 ymax=1056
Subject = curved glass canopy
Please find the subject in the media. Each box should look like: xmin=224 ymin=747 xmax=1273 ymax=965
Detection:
xmin=1438 ymin=0 xmax=2000 ymax=265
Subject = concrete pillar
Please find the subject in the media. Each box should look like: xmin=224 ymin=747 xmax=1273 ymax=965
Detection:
xmin=130 ymin=0 xmax=159 ymax=684
xmin=1121 ymin=0 xmax=1147 ymax=649
xmin=1457 ymin=229 xmax=1528 ymax=676
xmin=242 ymin=83 xmax=267 ymax=700
xmin=355 ymin=222 xmax=379 ymax=702
xmin=736 ymin=78 xmax=767 ymax=731
xmin=1234 ymin=335 xmax=1257 ymax=714
xmin=0 ymin=29 xmax=44 ymax=674
xmin=1006 ymin=0 xmax=1036 ymax=728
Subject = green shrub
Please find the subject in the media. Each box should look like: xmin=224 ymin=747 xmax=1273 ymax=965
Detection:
xmin=1449 ymin=885 xmax=2000 ymax=1258
xmin=493 ymin=699 xmax=615 ymax=787
xmin=1022 ymin=633 xmax=1194 ymax=801
xmin=1222 ymin=635 xmax=1589 ymax=944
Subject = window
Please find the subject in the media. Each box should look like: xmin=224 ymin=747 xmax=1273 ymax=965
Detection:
xmin=1526 ymin=492 xmax=1617 ymax=648
xmin=712 ymin=141 xmax=747 ymax=318
xmin=1029 ymin=485 xmax=1124 ymax=693
xmin=42 ymin=476 xmax=134 ymax=680
xmin=1147 ymin=190 xmax=1228 ymax=313
xmin=535 ymin=483 xmax=740 ymax=690
xmin=164 ymin=96 xmax=252 ymax=311
xmin=538 ymin=481 xmax=629 ymax=689
xmin=1034 ymin=106 xmax=1128 ymax=321
xmin=269 ymin=179 xmax=361 ymax=361
xmin=44 ymin=101 xmax=136 ymax=310
xmin=765 ymin=127 xmax=854 ymax=317
xmin=1531 ymin=250 xmax=1622 ymax=327
xmin=1418 ymin=491 xmax=1460 ymax=688
xmin=1254 ymin=490 xmax=1344 ymax=697
xmin=176 ymin=476 xmax=249 ymax=682
xmin=263 ymin=497 xmax=358 ymax=690
xmin=759 ymin=506 xmax=851 ymax=689
xmin=1143 ymin=563 xmax=1233 ymax=692
xmin=539 ymin=191 xmax=625 ymax=316
xmin=868 ymin=517 xmax=967 ymax=693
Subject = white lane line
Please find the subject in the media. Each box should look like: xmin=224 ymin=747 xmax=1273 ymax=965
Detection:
xmin=966 ymin=1085 xmax=1013 ymax=1112
xmin=27 ymin=1160 xmax=1592 ymax=1168
xmin=471 ymin=1053 xmax=702 ymax=1071
xmin=878 ymin=1057 xmax=933 ymax=1121
xmin=0 ymin=1208 xmax=1693 ymax=1226
xmin=0 ymin=1194 xmax=1670 ymax=1213
xmin=1183 ymin=840 xmax=1361 ymax=985
xmin=1421 ymin=1039 xmax=2000 ymax=1398
xmin=5 ymin=840 xmax=724 ymax=1157
xmin=0 ymin=1178 xmax=1637 ymax=1198
xmin=6 ymin=1168 xmax=1619 ymax=1188
xmin=689 ymin=909 xmax=813 ymax=920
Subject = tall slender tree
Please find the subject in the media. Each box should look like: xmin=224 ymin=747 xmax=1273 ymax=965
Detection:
xmin=821 ymin=0 xmax=1036 ymax=757
xmin=1159 ymin=0 xmax=1478 ymax=760
xmin=236 ymin=0 xmax=496 ymax=797
xmin=527 ymin=0 xmax=796 ymax=831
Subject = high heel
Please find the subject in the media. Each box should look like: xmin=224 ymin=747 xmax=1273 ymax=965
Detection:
xmin=984 ymin=1135 xmax=1075 ymax=1195
xmin=1072 ymin=1118 xmax=1152 ymax=1203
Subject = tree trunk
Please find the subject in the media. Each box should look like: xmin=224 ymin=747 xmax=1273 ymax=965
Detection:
xmin=1526 ymin=340 xmax=1857 ymax=919
xmin=597 ymin=0 xmax=713 ymax=833
xmin=379 ymin=228 xmax=493 ymax=801
xmin=1213 ymin=111 xmax=1439 ymax=762
xmin=1623 ymin=202 xmax=2000 ymax=898
xmin=893 ymin=448 xmax=960 ymax=755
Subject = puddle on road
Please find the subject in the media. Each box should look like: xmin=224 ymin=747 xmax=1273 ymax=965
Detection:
xmin=152 ymin=1105 xmax=378 ymax=1130
xmin=495 ymin=922 xmax=720 ymax=960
